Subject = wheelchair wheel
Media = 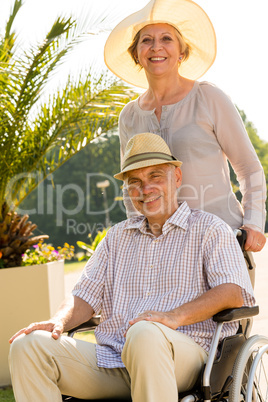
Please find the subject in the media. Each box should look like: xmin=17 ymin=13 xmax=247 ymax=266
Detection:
xmin=229 ymin=334 xmax=268 ymax=402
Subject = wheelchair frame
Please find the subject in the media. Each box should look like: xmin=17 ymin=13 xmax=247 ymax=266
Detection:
xmin=63 ymin=230 xmax=268 ymax=402
xmin=63 ymin=305 xmax=268 ymax=402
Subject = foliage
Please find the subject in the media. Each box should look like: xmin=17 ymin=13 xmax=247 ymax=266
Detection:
xmin=0 ymin=252 xmax=5 ymax=268
xmin=21 ymin=241 xmax=74 ymax=266
xmin=0 ymin=0 xmax=137 ymax=217
xmin=0 ymin=202 xmax=48 ymax=268
xmin=19 ymin=132 xmax=125 ymax=250
xmin=77 ymin=228 xmax=109 ymax=260
xmin=0 ymin=1 xmax=136 ymax=267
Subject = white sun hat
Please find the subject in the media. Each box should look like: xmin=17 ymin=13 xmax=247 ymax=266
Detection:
xmin=104 ymin=0 xmax=217 ymax=89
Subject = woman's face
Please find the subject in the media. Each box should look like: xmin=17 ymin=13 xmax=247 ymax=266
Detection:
xmin=136 ymin=23 xmax=183 ymax=78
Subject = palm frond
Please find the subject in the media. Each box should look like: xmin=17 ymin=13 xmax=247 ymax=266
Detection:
xmin=0 ymin=1 xmax=138 ymax=217
xmin=5 ymin=78 xmax=137 ymax=207
xmin=0 ymin=0 xmax=22 ymax=62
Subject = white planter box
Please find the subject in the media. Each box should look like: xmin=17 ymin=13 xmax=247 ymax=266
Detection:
xmin=0 ymin=260 xmax=65 ymax=386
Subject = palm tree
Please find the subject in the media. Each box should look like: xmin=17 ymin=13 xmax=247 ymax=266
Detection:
xmin=0 ymin=0 xmax=137 ymax=267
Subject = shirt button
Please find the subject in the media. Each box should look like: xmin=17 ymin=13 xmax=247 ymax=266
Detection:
xmin=146 ymin=291 xmax=151 ymax=296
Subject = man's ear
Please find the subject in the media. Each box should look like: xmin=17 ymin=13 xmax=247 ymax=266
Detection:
xmin=174 ymin=167 xmax=182 ymax=188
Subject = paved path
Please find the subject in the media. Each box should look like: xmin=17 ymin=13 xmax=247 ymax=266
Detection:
xmin=65 ymin=244 xmax=268 ymax=337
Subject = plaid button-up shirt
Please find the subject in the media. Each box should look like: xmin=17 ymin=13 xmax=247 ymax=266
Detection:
xmin=73 ymin=202 xmax=254 ymax=368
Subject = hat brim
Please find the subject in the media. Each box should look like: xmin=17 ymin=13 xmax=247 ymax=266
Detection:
xmin=114 ymin=159 xmax=182 ymax=181
xmin=104 ymin=0 xmax=217 ymax=88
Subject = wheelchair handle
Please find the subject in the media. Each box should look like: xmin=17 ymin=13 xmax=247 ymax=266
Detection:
xmin=234 ymin=228 xmax=247 ymax=252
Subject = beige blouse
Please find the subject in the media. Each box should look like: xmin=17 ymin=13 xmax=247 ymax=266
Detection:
xmin=119 ymin=81 xmax=266 ymax=231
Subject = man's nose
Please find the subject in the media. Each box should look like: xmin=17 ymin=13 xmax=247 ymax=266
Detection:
xmin=141 ymin=181 xmax=154 ymax=194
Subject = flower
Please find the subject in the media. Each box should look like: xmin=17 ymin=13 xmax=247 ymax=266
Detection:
xmin=22 ymin=241 xmax=75 ymax=266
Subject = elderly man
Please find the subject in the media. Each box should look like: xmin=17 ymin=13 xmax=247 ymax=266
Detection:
xmin=9 ymin=133 xmax=254 ymax=402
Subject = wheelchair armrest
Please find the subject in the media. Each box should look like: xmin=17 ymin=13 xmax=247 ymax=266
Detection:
xmin=67 ymin=306 xmax=259 ymax=335
xmin=67 ymin=315 xmax=101 ymax=337
xmin=213 ymin=306 xmax=259 ymax=323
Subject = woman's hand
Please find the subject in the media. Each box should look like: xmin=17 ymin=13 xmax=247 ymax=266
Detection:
xmin=9 ymin=319 xmax=64 ymax=344
xmin=242 ymin=226 xmax=266 ymax=252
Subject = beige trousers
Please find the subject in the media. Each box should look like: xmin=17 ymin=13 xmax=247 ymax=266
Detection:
xmin=9 ymin=321 xmax=207 ymax=402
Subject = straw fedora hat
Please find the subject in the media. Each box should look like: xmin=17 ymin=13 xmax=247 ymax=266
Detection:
xmin=114 ymin=133 xmax=182 ymax=180
xmin=104 ymin=0 xmax=217 ymax=88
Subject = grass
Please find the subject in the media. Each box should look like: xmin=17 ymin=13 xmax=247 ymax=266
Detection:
xmin=64 ymin=260 xmax=85 ymax=274
xmin=74 ymin=331 xmax=96 ymax=343
xmin=0 ymin=387 xmax=15 ymax=401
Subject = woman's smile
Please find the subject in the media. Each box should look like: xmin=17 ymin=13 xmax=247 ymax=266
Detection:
xmin=149 ymin=57 xmax=167 ymax=62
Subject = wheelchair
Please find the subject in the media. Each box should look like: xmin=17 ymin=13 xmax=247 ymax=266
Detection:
xmin=63 ymin=230 xmax=268 ymax=402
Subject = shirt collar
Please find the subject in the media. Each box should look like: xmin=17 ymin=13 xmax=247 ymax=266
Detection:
xmin=124 ymin=201 xmax=190 ymax=236
xmin=164 ymin=201 xmax=190 ymax=231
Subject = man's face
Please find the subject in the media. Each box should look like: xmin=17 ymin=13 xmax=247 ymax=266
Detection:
xmin=125 ymin=164 xmax=182 ymax=221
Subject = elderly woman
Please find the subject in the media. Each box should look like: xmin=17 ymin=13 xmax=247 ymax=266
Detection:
xmin=104 ymin=0 xmax=266 ymax=253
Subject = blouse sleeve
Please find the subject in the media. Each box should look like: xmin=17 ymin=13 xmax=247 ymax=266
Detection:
xmin=202 ymin=83 xmax=266 ymax=231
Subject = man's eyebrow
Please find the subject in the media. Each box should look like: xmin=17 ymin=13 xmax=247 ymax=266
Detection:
xmin=149 ymin=168 xmax=166 ymax=174
xmin=126 ymin=174 xmax=140 ymax=181
xmin=129 ymin=169 xmax=163 ymax=179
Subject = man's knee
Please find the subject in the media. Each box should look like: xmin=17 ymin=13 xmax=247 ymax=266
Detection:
xmin=122 ymin=321 xmax=172 ymax=364
xmin=9 ymin=331 xmax=55 ymax=363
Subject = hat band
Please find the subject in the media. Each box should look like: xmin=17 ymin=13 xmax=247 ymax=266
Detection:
xmin=123 ymin=152 xmax=177 ymax=170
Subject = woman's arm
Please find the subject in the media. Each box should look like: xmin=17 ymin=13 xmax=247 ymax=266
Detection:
xmin=203 ymin=83 xmax=266 ymax=242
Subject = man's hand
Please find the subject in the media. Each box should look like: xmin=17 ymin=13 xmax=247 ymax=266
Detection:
xmin=9 ymin=296 xmax=94 ymax=344
xmin=127 ymin=310 xmax=179 ymax=333
xmin=242 ymin=226 xmax=266 ymax=252
xmin=9 ymin=319 xmax=64 ymax=344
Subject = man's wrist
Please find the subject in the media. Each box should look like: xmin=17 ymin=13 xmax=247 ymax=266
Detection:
xmin=169 ymin=308 xmax=183 ymax=328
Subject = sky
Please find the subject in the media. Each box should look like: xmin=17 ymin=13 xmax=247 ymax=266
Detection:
xmin=1 ymin=0 xmax=267 ymax=142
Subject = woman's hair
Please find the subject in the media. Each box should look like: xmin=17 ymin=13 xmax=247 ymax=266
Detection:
xmin=128 ymin=24 xmax=191 ymax=66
